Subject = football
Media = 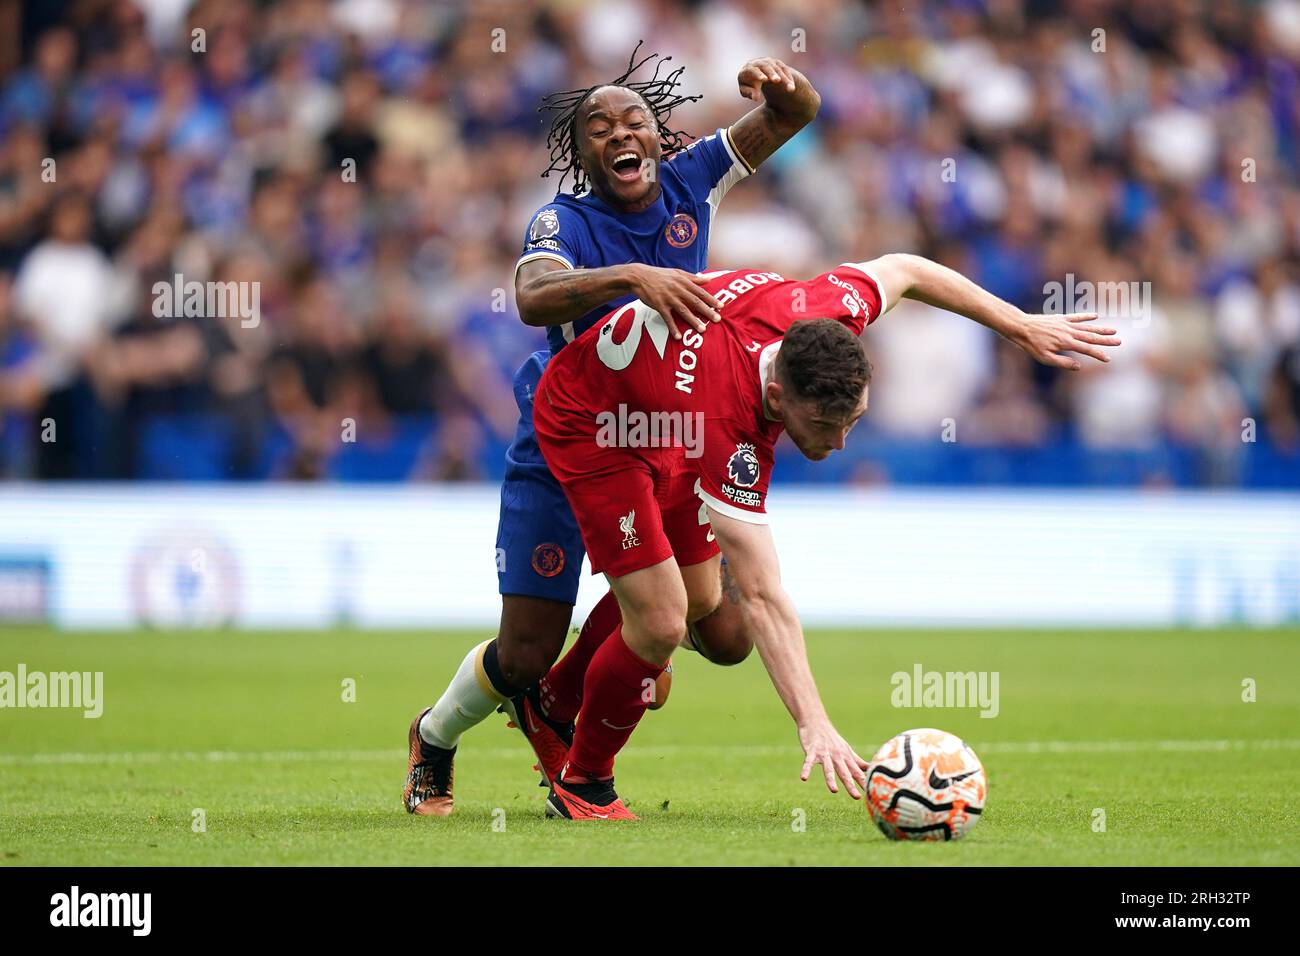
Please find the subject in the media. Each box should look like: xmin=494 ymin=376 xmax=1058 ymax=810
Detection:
xmin=865 ymin=728 xmax=987 ymax=841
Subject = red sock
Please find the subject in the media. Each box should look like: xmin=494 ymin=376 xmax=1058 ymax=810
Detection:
xmin=538 ymin=589 xmax=622 ymax=723
xmin=565 ymin=625 xmax=664 ymax=780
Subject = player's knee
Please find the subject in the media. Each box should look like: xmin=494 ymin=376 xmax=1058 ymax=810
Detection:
xmin=628 ymin=607 xmax=688 ymax=662
xmin=689 ymin=607 xmax=754 ymax=666
xmin=701 ymin=631 xmax=753 ymax=666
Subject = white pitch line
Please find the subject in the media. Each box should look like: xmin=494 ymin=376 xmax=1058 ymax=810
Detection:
xmin=1 ymin=739 xmax=1298 ymax=767
xmin=0 ymin=748 xmax=403 ymax=767
xmin=973 ymin=739 xmax=1300 ymax=755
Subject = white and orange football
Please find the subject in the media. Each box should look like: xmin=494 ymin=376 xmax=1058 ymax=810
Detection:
xmin=865 ymin=728 xmax=986 ymax=841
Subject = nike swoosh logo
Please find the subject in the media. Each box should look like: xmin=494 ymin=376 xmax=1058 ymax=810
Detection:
xmin=601 ymin=718 xmax=638 ymax=730
xmin=928 ymin=767 xmax=980 ymax=789
xmin=706 ymin=530 xmax=715 ymax=542
xmin=526 ymin=710 xmax=540 ymax=734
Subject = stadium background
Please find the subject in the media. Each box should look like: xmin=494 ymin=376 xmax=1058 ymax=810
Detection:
xmin=1 ymin=0 xmax=1298 ymax=874
xmin=0 ymin=0 xmax=1297 ymax=629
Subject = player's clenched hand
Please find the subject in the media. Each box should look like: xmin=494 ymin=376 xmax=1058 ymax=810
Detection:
xmin=627 ymin=264 xmax=722 ymax=340
xmin=1009 ymin=312 xmax=1122 ymax=371
xmin=798 ymin=719 xmax=869 ymax=799
xmin=737 ymin=57 xmax=799 ymax=100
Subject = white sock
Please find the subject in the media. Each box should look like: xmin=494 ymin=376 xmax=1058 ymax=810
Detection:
xmin=419 ymin=640 xmax=507 ymax=750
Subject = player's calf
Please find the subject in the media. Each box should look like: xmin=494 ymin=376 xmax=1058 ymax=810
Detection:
xmin=495 ymin=594 xmax=572 ymax=689
xmin=562 ymin=563 xmax=683 ymax=784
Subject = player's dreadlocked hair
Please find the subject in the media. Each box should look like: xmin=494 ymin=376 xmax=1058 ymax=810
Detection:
xmin=538 ymin=41 xmax=703 ymax=195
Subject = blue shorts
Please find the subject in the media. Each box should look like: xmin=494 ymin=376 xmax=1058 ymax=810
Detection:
xmin=495 ymin=350 xmax=586 ymax=603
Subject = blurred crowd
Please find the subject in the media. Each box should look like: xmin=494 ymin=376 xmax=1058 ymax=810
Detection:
xmin=1 ymin=0 xmax=1299 ymax=484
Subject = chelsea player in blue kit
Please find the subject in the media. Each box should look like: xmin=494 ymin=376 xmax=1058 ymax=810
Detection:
xmin=405 ymin=48 xmax=823 ymax=814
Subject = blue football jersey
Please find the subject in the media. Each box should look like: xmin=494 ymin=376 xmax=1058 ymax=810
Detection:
xmin=514 ymin=126 xmax=752 ymax=354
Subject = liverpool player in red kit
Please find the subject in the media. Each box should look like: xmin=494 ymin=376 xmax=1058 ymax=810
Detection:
xmin=533 ymin=253 xmax=1120 ymax=819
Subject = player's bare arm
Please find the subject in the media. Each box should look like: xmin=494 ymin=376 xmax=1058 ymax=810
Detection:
xmin=864 ymin=253 xmax=1122 ymax=370
xmin=729 ymin=57 xmax=821 ymax=170
xmin=515 ymin=258 xmax=720 ymax=340
xmin=707 ymin=508 xmax=868 ymax=798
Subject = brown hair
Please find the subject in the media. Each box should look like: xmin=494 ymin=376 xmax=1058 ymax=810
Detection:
xmin=774 ymin=319 xmax=872 ymax=417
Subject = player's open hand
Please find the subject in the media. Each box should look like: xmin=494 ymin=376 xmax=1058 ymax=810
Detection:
xmin=627 ymin=264 xmax=722 ymax=340
xmin=798 ymin=719 xmax=869 ymax=798
xmin=1009 ymin=312 xmax=1122 ymax=371
xmin=737 ymin=57 xmax=799 ymax=101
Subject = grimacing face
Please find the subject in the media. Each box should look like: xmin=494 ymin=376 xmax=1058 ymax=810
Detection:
xmin=769 ymin=383 xmax=870 ymax=461
xmin=575 ymin=86 xmax=661 ymax=211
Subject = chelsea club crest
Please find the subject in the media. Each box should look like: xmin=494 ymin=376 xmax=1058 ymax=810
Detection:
xmin=665 ymin=212 xmax=697 ymax=248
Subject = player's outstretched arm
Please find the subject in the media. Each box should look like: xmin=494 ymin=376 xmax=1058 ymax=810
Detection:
xmin=707 ymin=508 xmax=868 ymax=798
xmin=729 ymin=58 xmax=821 ymax=171
xmin=515 ymin=259 xmax=720 ymax=341
xmin=861 ymin=253 xmax=1122 ymax=371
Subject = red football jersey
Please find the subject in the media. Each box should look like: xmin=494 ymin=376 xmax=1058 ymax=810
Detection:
xmin=535 ymin=263 xmax=886 ymax=522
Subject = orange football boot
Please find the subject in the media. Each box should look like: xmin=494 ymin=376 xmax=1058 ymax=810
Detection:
xmin=402 ymin=708 xmax=455 ymax=816
xmin=545 ymin=770 xmax=638 ymax=821
xmin=500 ymin=686 xmax=573 ymax=786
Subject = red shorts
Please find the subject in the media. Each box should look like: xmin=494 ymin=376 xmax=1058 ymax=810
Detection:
xmin=534 ymin=394 xmax=720 ymax=579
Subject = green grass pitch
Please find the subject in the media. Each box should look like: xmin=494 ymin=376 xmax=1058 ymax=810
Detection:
xmin=1 ymin=626 xmax=1298 ymax=866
